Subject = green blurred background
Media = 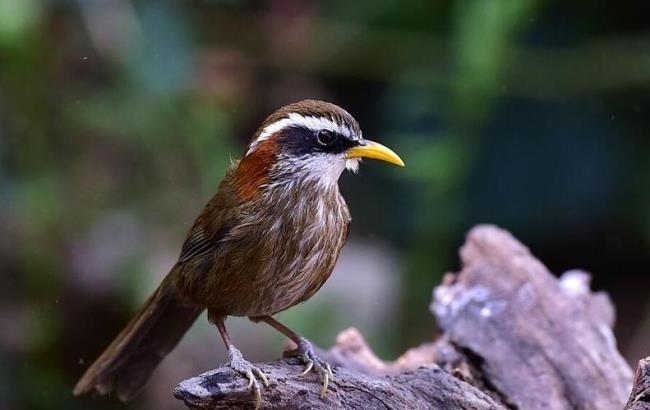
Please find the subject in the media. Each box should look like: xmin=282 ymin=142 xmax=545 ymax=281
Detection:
xmin=1 ymin=0 xmax=650 ymax=409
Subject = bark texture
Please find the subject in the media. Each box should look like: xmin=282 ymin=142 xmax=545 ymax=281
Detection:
xmin=174 ymin=359 xmax=505 ymax=410
xmin=625 ymin=357 xmax=650 ymax=410
xmin=174 ymin=225 xmax=638 ymax=409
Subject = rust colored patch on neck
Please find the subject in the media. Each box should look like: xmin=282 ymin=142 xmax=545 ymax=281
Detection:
xmin=234 ymin=138 xmax=278 ymax=200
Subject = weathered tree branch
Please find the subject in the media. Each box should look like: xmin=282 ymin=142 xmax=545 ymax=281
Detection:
xmin=174 ymin=225 xmax=639 ymax=409
xmin=625 ymin=357 xmax=650 ymax=410
xmin=174 ymin=358 xmax=505 ymax=409
xmin=429 ymin=226 xmax=633 ymax=409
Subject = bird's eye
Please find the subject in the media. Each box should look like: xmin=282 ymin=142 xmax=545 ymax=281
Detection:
xmin=316 ymin=130 xmax=337 ymax=146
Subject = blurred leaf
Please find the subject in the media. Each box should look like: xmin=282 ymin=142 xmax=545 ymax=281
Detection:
xmin=451 ymin=0 xmax=540 ymax=126
xmin=0 ymin=0 xmax=41 ymax=47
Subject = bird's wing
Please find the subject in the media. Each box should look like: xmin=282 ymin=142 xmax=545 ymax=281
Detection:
xmin=178 ymin=209 xmax=234 ymax=264
xmin=179 ymin=227 xmax=213 ymax=263
xmin=176 ymin=162 xmax=244 ymax=264
xmin=177 ymin=173 xmax=239 ymax=264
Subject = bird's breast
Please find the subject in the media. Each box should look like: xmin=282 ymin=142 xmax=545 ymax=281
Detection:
xmin=203 ymin=184 xmax=350 ymax=316
xmin=255 ymin=187 xmax=350 ymax=313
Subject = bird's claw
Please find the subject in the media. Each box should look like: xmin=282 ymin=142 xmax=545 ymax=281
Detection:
xmin=228 ymin=346 xmax=269 ymax=409
xmin=293 ymin=338 xmax=334 ymax=397
xmin=299 ymin=361 xmax=314 ymax=376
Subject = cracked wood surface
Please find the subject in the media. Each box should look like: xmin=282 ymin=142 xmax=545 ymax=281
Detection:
xmin=174 ymin=225 xmax=638 ymax=409
xmin=174 ymin=358 xmax=505 ymax=410
xmin=625 ymin=357 xmax=650 ymax=410
xmin=430 ymin=225 xmax=633 ymax=409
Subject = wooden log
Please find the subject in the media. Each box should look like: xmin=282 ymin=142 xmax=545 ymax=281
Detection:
xmin=429 ymin=225 xmax=633 ymax=409
xmin=174 ymin=358 xmax=506 ymax=409
xmin=625 ymin=357 xmax=650 ymax=410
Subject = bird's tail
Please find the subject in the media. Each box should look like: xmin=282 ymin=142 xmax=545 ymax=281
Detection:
xmin=73 ymin=275 xmax=203 ymax=401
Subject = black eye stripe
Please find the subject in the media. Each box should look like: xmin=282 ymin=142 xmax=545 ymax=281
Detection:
xmin=279 ymin=126 xmax=358 ymax=156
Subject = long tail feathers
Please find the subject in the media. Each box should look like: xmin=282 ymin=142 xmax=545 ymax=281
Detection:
xmin=73 ymin=280 xmax=203 ymax=401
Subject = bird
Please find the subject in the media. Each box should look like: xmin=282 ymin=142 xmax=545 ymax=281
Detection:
xmin=73 ymin=99 xmax=404 ymax=408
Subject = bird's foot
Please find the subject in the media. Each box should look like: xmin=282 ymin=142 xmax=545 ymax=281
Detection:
xmin=227 ymin=345 xmax=269 ymax=409
xmin=290 ymin=338 xmax=333 ymax=397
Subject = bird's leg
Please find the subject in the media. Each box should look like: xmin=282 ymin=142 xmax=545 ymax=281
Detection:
xmin=250 ymin=315 xmax=333 ymax=397
xmin=213 ymin=315 xmax=269 ymax=409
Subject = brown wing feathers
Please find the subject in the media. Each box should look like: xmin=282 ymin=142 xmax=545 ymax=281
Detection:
xmin=73 ymin=170 xmax=242 ymax=398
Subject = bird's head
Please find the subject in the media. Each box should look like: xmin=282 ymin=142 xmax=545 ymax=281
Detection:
xmin=234 ymin=100 xmax=404 ymax=200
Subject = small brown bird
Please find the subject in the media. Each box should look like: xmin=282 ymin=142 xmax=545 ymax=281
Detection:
xmin=74 ymin=100 xmax=404 ymax=406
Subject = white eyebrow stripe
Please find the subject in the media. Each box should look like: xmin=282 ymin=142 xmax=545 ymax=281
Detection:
xmin=246 ymin=113 xmax=356 ymax=156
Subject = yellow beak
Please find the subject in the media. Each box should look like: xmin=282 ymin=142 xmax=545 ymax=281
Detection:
xmin=344 ymin=140 xmax=405 ymax=167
